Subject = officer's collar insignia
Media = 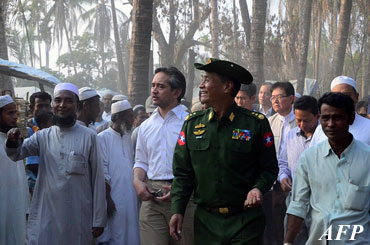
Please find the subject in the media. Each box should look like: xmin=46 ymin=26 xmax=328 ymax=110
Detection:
xmin=229 ymin=112 xmax=235 ymax=122
xmin=185 ymin=115 xmax=190 ymax=121
xmin=193 ymin=129 xmax=206 ymax=136
xmin=232 ymin=129 xmax=251 ymax=141
xmin=258 ymin=114 xmax=265 ymax=120
xmin=208 ymin=111 xmax=214 ymax=121
xmin=195 ymin=123 xmax=206 ymax=129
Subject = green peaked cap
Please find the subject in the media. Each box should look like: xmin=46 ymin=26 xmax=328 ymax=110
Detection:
xmin=194 ymin=58 xmax=253 ymax=84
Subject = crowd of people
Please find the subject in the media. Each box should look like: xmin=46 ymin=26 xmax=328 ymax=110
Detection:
xmin=0 ymin=58 xmax=370 ymax=245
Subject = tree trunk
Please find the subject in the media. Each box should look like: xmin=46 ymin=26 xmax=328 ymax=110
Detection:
xmin=111 ymin=0 xmax=127 ymax=94
xmin=186 ymin=49 xmax=196 ymax=104
xmin=0 ymin=0 xmax=14 ymax=96
xmin=361 ymin=0 xmax=370 ymax=98
xmin=128 ymin=0 xmax=153 ymax=106
xmin=296 ymin=0 xmax=313 ymax=95
xmin=211 ymin=0 xmax=219 ymax=58
xmin=239 ymin=0 xmax=251 ymax=49
xmin=332 ymin=0 xmax=352 ymax=79
xmin=314 ymin=0 xmax=322 ymax=81
xmin=249 ymin=0 xmax=267 ymax=88
xmin=284 ymin=0 xmax=299 ymax=80
xmin=233 ymin=0 xmax=239 ymax=62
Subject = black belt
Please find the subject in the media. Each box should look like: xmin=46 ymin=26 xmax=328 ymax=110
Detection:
xmin=151 ymin=179 xmax=173 ymax=183
xmin=200 ymin=205 xmax=245 ymax=215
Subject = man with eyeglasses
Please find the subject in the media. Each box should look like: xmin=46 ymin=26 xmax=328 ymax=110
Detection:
xmin=264 ymin=81 xmax=296 ymax=245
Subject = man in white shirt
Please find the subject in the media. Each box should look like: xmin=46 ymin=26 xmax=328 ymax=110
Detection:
xmin=102 ymin=91 xmax=114 ymax=121
xmin=278 ymin=96 xmax=320 ymax=244
xmin=310 ymin=76 xmax=370 ymax=146
xmin=77 ymin=87 xmax=101 ymax=129
xmin=256 ymin=82 xmax=275 ymax=118
xmin=0 ymin=95 xmax=29 ymax=245
xmin=266 ymin=81 xmax=296 ymax=245
xmin=98 ymin=100 xmax=140 ymax=245
xmin=6 ymin=83 xmax=106 ymax=244
xmin=133 ymin=66 xmax=195 ymax=245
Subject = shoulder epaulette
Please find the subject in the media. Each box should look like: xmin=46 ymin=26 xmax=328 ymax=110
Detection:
xmin=185 ymin=110 xmax=206 ymax=121
xmin=250 ymin=111 xmax=265 ymax=120
xmin=239 ymin=108 xmax=265 ymax=120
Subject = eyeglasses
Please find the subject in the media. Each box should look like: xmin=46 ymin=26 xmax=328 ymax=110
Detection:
xmin=270 ymin=95 xmax=289 ymax=101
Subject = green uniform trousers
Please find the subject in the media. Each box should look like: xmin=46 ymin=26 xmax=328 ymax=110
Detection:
xmin=194 ymin=206 xmax=265 ymax=245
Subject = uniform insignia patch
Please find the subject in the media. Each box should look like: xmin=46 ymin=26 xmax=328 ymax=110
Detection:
xmin=193 ymin=129 xmax=206 ymax=136
xmin=232 ymin=129 xmax=251 ymax=141
xmin=178 ymin=131 xmax=186 ymax=146
xmin=263 ymin=132 xmax=274 ymax=147
xmin=229 ymin=112 xmax=235 ymax=122
xmin=195 ymin=123 xmax=206 ymax=129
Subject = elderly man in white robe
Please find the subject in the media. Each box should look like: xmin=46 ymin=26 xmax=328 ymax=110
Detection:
xmin=5 ymin=83 xmax=107 ymax=244
xmin=98 ymin=100 xmax=140 ymax=245
xmin=0 ymin=95 xmax=29 ymax=245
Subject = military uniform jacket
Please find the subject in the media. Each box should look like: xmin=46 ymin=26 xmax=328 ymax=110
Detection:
xmin=171 ymin=103 xmax=279 ymax=215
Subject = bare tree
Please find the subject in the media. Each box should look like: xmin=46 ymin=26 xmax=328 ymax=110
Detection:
xmin=111 ymin=0 xmax=126 ymax=94
xmin=127 ymin=0 xmax=153 ymax=106
xmin=296 ymin=0 xmax=313 ymax=94
xmin=0 ymin=0 xmax=14 ymax=95
xmin=332 ymin=0 xmax=353 ymax=79
xmin=249 ymin=0 xmax=267 ymax=87
xmin=211 ymin=0 xmax=219 ymax=58
xmin=239 ymin=0 xmax=251 ymax=49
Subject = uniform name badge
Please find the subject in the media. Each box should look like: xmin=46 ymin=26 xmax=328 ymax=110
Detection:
xmin=232 ymin=129 xmax=251 ymax=141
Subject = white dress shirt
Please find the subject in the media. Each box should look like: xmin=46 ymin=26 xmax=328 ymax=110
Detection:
xmin=277 ymin=109 xmax=295 ymax=155
xmin=134 ymin=104 xmax=188 ymax=180
xmin=278 ymin=126 xmax=315 ymax=182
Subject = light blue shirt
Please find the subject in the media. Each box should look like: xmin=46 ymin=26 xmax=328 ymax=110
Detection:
xmin=287 ymin=138 xmax=370 ymax=244
xmin=278 ymin=126 xmax=314 ymax=182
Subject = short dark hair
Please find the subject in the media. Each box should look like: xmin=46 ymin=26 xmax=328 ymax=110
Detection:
xmin=155 ymin=66 xmax=186 ymax=102
xmin=294 ymin=95 xmax=318 ymax=115
xmin=318 ymin=92 xmax=355 ymax=117
xmin=30 ymin=91 xmax=52 ymax=109
xmin=35 ymin=111 xmax=54 ymax=127
xmin=356 ymin=101 xmax=368 ymax=110
xmin=239 ymin=83 xmax=257 ymax=98
xmin=271 ymin=81 xmax=295 ymax=96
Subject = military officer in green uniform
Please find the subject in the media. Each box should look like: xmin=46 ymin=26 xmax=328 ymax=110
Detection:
xmin=169 ymin=58 xmax=278 ymax=244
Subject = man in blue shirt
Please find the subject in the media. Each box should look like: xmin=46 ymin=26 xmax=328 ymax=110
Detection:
xmin=26 ymin=91 xmax=52 ymax=194
xmin=285 ymin=92 xmax=370 ymax=244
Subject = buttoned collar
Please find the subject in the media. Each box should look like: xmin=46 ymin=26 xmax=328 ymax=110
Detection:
xmin=295 ymin=122 xmax=319 ymax=141
xmin=152 ymin=104 xmax=187 ymax=120
xmin=322 ymin=134 xmax=355 ymax=158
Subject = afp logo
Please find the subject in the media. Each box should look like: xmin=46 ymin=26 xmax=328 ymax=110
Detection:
xmin=318 ymin=225 xmax=364 ymax=241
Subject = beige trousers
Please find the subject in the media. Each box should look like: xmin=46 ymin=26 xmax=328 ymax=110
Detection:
xmin=139 ymin=180 xmax=196 ymax=245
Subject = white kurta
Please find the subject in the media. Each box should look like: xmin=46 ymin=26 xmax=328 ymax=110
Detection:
xmin=98 ymin=127 xmax=140 ymax=245
xmin=0 ymin=132 xmax=29 ymax=245
xmin=5 ymin=124 xmax=107 ymax=245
